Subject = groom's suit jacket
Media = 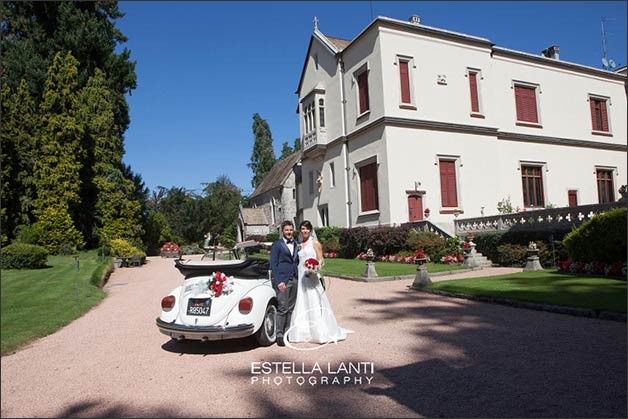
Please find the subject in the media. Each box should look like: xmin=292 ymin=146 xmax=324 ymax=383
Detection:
xmin=270 ymin=238 xmax=299 ymax=291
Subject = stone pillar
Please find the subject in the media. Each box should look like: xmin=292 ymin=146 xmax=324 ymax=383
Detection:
xmin=411 ymin=258 xmax=431 ymax=289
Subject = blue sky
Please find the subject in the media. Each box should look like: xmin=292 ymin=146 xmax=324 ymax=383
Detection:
xmin=117 ymin=1 xmax=627 ymax=197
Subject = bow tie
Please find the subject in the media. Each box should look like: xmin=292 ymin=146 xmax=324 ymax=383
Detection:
xmin=286 ymin=239 xmax=294 ymax=244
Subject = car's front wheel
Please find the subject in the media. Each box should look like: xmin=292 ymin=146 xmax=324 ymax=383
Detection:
xmin=255 ymin=303 xmax=277 ymax=346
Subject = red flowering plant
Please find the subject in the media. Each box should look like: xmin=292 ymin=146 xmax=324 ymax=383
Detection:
xmin=161 ymin=241 xmax=181 ymax=254
xmin=414 ymin=249 xmax=427 ymax=259
xmin=304 ymin=258 xmax=320 ymax=277
xmin=207 ymin=271 xmax=235 ymax=298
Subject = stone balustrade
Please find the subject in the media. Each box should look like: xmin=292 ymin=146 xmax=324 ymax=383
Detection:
xmin=454 ymin=201 xmax=624 ymax=235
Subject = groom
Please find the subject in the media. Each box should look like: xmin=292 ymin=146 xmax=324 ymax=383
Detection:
xmin=270 ymin=220 xmax=299 ymax=346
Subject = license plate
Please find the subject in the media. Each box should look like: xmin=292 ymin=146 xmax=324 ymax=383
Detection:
xmin=187 ymin=298 xmax=211 ymax=316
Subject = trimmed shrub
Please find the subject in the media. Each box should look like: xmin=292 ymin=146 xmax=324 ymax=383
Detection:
xmin=321 ymin=237 xmax=341 ymax=253
xmin=339 ymin=227 xmax=370 ymax=259
xmin=36 ymin=206 xmax=85 ymax=254
xmin=496 ymin=243 xmax=528 ymax=266
xmin=406 ymin=230 xmax=446 ymax=260
xmin=1 ymin=243 xmax=49 ymax=269
xmin=266 ymin=232 xmax=279 ymax=242
xmin=14 ymin=224 xmax=40 ymax=245
xmin=110 ymin=238 xmax=146 ymax=258
xmin=315 ymin=226 xmax=343 ymax=244
xmin=563 ymin=207 xmax=627 ymax=263
xmin=367 ymin=226 xmax=410 ymax=256
xmin=474 ymin=232 xmax=504 ymax=264
xmin=181 ymin=245 xmax=204 ymax=255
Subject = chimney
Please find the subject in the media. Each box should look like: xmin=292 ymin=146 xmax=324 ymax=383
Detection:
xmin=542 ymin=45 xmax=560 ymax=60
xmin=409 ymin=15 xmax=421 ymax=24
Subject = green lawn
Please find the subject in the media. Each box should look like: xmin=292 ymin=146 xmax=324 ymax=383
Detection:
xmin=250 ymin=253 xmax=465 ymax=277
xmin=428 ymin=270 xmax=627 ymax=313
xmin=1 ymin=250 xmax=111 ymax=354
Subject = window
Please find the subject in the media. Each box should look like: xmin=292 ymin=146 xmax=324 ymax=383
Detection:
xmin=521 ymin=166 xmax=544 ymax=207
xmin=357 ymin=70 xmax=370 ymax=115
xmin=399 ymin=60 xmax=411 ymax=104
xmin=596 ymin=169 xmax=615 ymax=203
xmin=329 ymin=162 xmax=335 ymax=188
xmin=514 ymin=84 xmax=539 ymax=124
xmin=319 ymin=205 xmax=329 ymax=227
xmin=568 ymin=190 xmax=578 ymax=207
xmin=319 ymin=98 xmax=325 ymax=128
xmin=439 ymin=160 xmax=458 ymax=208
xmin=359 ymin=162 xmax=378 ymax=212
xmin=292 ymin=188 xmax=296 ymax=199
xmin=589 ymin=96 xmax=610 ymax=132
xmin=308 ymin=171 xmax=314 ymax=195
xmin=467 ymin=69 xmax=482 ymax=115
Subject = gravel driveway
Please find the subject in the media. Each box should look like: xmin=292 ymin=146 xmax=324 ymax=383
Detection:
xmin=1 ymin=256 xmax=625 ymax=418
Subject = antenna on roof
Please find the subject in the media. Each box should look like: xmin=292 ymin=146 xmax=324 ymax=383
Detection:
xmin=601 ymin=17 xmax=617 ymax=70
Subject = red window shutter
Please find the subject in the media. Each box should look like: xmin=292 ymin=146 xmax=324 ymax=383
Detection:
xmin=600 ymin=100 xmax=609 ymax=131
xmin=469 ymin=72 xmax=480 ymax=113
xmin=358 ymin=72 xmax=370 ymax=114
xmin=360 ymin=163 xmax=378 ymax=211
xmin=399 ymin=61 xmax=411 ymax=104
xmin=439 ymin=160 xmax=458 ymax=207
xmin=515 ymin=85 xmax=538 ymax=123
xmin=590 ymin=98 xmax=599 ymax=130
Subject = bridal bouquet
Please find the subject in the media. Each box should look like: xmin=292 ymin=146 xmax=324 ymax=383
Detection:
xmin=304 ymin=258 xmax=320 ymax=277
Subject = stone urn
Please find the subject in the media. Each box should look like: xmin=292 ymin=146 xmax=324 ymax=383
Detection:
xmin=524 ymin=241 xmax=543 ymax=271
xmin=362 ymin=248 xmax=378 ymax=279
xmin=412 ymin=251 xmax=431 ymax=289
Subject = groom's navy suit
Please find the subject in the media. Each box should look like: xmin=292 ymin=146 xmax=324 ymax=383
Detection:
xmin=270 ymin=237 xmax=299 ymax=340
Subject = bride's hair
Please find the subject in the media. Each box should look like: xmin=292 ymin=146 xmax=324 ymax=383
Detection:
xmin=298 ymin=220 xmax=317 ymax=242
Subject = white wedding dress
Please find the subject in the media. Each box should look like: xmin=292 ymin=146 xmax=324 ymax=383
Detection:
xmin=286 ymin=239 xmax=353 ymax=344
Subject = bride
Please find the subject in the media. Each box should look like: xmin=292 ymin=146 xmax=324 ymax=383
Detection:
xmin=286 ymin=220 xmax=353 ymax=344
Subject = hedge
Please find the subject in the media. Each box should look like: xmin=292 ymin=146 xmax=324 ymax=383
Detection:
xmin=1 ymin=243 xmax=49 ymax=269
xmin=563 ymin=207 xmax=627 ymax=263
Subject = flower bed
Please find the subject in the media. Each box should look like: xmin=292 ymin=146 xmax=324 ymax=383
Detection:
xmin=160 ymin=241 xmax=181 ymax=258
xmin=557 ymin=258 xmax=626 ymax=278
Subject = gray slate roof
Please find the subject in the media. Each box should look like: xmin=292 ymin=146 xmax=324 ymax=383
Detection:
xmin=250 ymin=151 xmax=301 ymax=198
xmin=240 ymin=207 xmax=269 ymax=225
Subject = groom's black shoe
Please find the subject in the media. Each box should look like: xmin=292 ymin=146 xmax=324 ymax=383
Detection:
xmin=276 ymin=334 xmax=285 ymax=346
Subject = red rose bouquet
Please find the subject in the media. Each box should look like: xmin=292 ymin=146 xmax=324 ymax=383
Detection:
xmin=304 ymin=257 xmax=320 ymax=277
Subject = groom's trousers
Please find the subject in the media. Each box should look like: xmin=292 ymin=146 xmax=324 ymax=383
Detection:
xmin=276 ymin=280 xmax=298 ymax=337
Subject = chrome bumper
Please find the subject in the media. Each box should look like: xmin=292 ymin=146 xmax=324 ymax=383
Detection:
xmin=156 ymin=318 xmax=255 ymax=341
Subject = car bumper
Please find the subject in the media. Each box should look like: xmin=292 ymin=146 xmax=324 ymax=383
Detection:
xmin=156 ymin=317 xmax=255 ymax=341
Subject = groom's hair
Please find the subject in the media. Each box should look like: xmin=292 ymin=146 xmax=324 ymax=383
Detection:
xmin=280 ymin=220 xmax=294 ymax=230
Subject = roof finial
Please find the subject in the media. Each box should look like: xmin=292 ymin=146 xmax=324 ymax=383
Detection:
xmin=313 ymin=16 xmax=319 ymax=31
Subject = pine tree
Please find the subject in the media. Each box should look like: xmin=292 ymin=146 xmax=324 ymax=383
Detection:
xmin=33 ymin=52 xmax=85 ymax=251
xmin=248 ymin=113 xmax=276 ymax=188
xmin=280 ymin=141 xmax=294 ymax=159
xmin=77 ymin=69 xmax=143 ymax=245
xmin=294 ymin=137 xmax=301 ymax=151
xmin=0 ymin=80 xmax=39 ymax=241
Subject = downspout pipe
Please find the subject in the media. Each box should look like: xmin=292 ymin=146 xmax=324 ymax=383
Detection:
xmin=339 ymin=57 xmax=352 ymax=228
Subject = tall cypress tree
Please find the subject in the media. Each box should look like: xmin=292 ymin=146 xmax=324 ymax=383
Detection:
xmin=34 ymin=52 xmax=85 ymax=252
xmin=248 ymin=113 xmax=276 ymax=189
xmin=77 ymin=68 xmax=142 ymax=244
xmin=0 ymin=80 xmax=39 ymax=240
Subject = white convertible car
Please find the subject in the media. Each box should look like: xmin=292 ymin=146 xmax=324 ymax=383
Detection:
xmin=156 ymin=256 xmax=277 ymax=346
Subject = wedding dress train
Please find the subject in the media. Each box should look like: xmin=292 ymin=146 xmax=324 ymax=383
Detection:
xmin=286 ymin=239 xmax=353 ymax=344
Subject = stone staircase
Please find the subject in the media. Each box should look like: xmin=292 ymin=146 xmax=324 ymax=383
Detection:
xmin=468 ymin=250 xmax=494 ymax=268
